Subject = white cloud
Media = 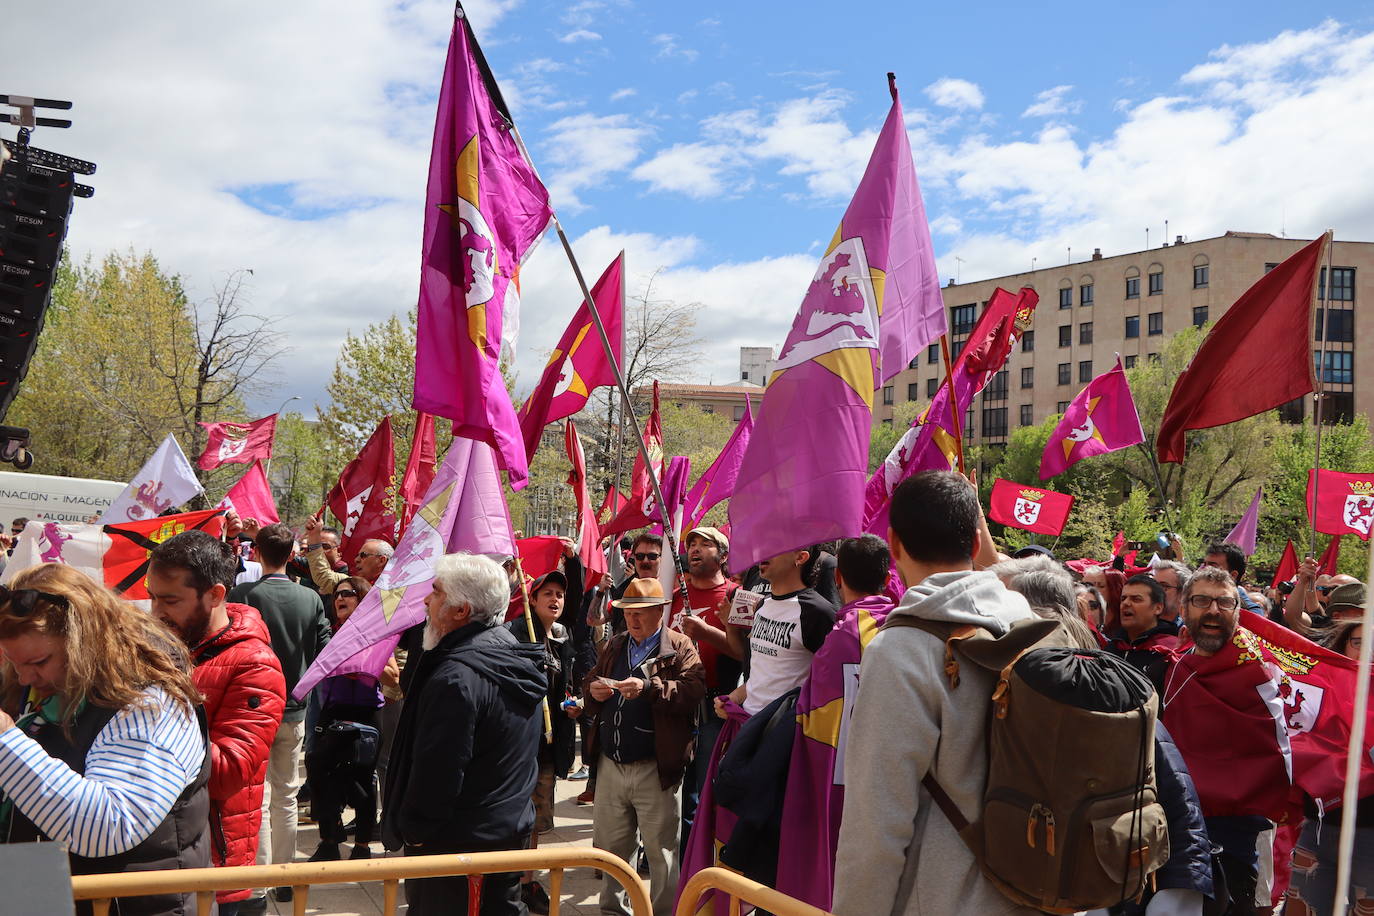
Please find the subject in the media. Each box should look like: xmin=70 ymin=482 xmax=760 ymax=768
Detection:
xmin=1022 ymin=85 xmax=1082 ymax=118
xmin=558 ymin=28 xmax=601 ymax=43
xmin=610 ymin=88 xmax=637 ymax=101
xmin=652 ymin=33 xmax=699 ymax=62
xmin=923 ymin=78 xmax=985 ymax=111
xmin=541 ymin=113 xmax=651 ymax=210
xmin=631 ymin=143 xmax=741 ymax=198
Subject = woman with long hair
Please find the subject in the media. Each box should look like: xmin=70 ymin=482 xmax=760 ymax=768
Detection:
xmin=0 ymin=563 xmax=210 ymax=916
xmin=306 ymin=576 xmax=392 ymax=861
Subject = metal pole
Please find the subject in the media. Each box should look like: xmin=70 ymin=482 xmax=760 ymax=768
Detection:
xmin=264 ymin=395 xmax=300 ymax=481
xmin=1310 ymin=231 xmax=1335 ymax=557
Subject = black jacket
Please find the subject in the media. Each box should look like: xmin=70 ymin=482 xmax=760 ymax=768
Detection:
xmin=508 ymin=616 xmax=577 ymax=777
xmin=381 ymin=621 xmax=546 ymax=852
xmin=1114 ymin=722 xmax=1215 ymax=915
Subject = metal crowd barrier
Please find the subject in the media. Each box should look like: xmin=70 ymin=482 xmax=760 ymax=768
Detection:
xmin=71 ymin=847 xmax=652 ymax=916
xmin=674 ymin=866 xmax=836 ymax=916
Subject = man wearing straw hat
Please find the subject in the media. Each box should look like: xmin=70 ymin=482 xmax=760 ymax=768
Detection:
xmin=583 ymin=577 xmax=706 ymax=916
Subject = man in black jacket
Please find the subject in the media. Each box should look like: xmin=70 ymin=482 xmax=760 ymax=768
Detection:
xmin=382 ymin=552 xmax=547 ymax=916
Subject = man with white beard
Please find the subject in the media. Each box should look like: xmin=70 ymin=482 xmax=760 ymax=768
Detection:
xmin=381 ymin=552 xmax=547 ymax=916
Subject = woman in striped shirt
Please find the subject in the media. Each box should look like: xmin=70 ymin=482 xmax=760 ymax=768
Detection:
xmin=0 ymin=562 xmax=210 ymax=916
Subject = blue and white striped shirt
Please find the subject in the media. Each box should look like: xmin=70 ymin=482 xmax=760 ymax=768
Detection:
xmin=0 ymin=687 xmax=204 ymax=858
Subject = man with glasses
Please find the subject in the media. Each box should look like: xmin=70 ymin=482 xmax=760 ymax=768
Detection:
xmin=1151 ymin=560 xmax=1190 ymax=632
xmin=1163 ymin=565 xmax=1291 ymax=916
xmin=602 ymin=534 xmax=666 ymax=636
xmin=301 ymin=517 xmax=392 ymax=593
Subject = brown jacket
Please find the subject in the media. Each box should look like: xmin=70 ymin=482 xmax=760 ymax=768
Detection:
xmin=583 ymin=628 xmax=705 ymax=790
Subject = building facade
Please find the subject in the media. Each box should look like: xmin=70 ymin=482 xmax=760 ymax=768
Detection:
xmin=654 ymin=382 xmax=759 ymax=422
xmin=874 ymin=231 xmax=1372 ymax=450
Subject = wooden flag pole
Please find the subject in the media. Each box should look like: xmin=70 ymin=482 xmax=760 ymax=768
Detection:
xmin=1310 ymin=230 xmax=1335 ymax=558
xmin=515 ymin=555 xmax=553 ymax=744
xmin=939 ymin=335 xmax=966 ymax=474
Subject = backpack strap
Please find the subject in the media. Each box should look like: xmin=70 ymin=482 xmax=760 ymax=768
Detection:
xmin=881 ymin=616 xmax=980 ymax=689
xmin=921 ymin=772 xmax=972 ymax=833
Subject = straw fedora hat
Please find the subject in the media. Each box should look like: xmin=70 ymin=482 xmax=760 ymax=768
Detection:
xmin=611 ymin=577 xmax=671 ymax=608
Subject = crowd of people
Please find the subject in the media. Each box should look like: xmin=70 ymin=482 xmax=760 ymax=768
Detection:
xmin=0 ymin=469 xmax=1369 ymax=916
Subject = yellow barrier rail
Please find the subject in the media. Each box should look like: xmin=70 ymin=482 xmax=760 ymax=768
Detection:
xmin=71 ymin=847 xmax=651 ymax=916
xmin=674 ymin=866 xmax=836 ymax=916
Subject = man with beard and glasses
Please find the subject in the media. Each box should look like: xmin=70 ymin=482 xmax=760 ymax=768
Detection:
xmin=382 ymin=552 xmax=545 ymax=916
xmin=1162 ymin=565 xmax=1292 ymax=916
xmin=147 ymin=530 xmax=285 ymax=916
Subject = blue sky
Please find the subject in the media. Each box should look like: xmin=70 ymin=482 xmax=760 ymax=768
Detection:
xmin=9 ymin=0 xmax=1374 ymax=412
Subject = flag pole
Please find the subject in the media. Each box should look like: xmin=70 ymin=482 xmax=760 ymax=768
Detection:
xmin=611 ymin=262 xmax=628 ymax=520
xmin=939 ymin=335 xmax=966 ymax=474
xmin=1333 ymin=540 xmax=1374 ymax=913
xmin=515 ymin=555 xmax=554 ymax=743
xmin=1137 ymin=442 xmax=1179 ymax=535
xmin=1310 ymin=230 xmax=1335 ymax=558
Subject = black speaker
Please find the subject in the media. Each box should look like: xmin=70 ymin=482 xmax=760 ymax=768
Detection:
xmin=0 ymin=209 xmax=65 ymax=270
xmin=0 ymin=159 xmax=74 ymax=219
xmin=0 ymin=259 xmax=51 ymax=322
xmin=0 ymin=311 xmax=43 ymax=372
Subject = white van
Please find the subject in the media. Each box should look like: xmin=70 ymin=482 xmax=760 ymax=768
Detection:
xmin=0 ymin=471 xmax=126 ymax=526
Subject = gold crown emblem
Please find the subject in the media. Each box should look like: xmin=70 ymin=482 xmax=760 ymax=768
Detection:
xmin=1019 ymin=489 xmax=1045 ymax=501
xmin=1351 ymin=480 xmax=1374 ymax=496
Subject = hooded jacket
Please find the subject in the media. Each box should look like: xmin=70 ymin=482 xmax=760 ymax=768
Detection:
xmin=190 ymin=603 xmax=286 ymax=904
xmin=832 ymin=570 xmax=1041 ymax=916
xmin=381 ymin=620 xmax=546 ymax=852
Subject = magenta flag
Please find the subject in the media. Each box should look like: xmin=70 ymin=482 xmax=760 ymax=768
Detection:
xmin=217 ymin=461 xmax=280 ymax=525
xmin=518 ymin=254 xmax=624 ymax=462
xmin=682 ymin=398 xmax=753 ymax=529
xmin=412 ymin=8 xmax=553 ymax=490
xmin=293 ymin=436 xmax=516 ymax=699
xmin=1038 ymin=356 xmax=1145 ymax=480
xmin=1226 ymin=486 xmax=1263 ymax=556
xmin=864 ymin=287 xmax=1037 ymax=536
xmin=728 ymin=78 xmax=946 ymax=568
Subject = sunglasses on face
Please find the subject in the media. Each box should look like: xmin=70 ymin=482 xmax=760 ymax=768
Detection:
xmin=355 ymin=552 xmax=384 ymax=560
xmin=1318 ymin=586 xmax=1335 ymax=594
xmin=0 ymin=585 xmax=70 ymax=616
xmin=1187 ymin=594 xmax=1239 ymax=611
xmin=634 ymin=552 xmax=660 ymax=562
xmin=333 ymin=589 xmax=359 ymax=600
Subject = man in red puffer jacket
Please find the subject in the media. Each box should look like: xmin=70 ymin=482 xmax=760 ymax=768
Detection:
xmin=149 ymin=530 xmax=286 ymax=916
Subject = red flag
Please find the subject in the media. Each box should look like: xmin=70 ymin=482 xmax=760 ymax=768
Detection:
xmin=516 ymin=535 xmax=564 ymax=581
xmin=103 ymin=509 xmax=227 ymax=598
xmin=1157 ymin=233 xmax=1328 ymax=463
xmin=565 ymin=419 xmax=608 ymax=577
xmin=399 ymin=412 xmax=438 ymax=533
xmin=217 ymin=461 xmax=279 ymax=524
xmin=597 ymin=487 xmax=629 ymax=526
xmin=326 ymin=417 xmax=398 ymax=560
xmin=197 ymin=415 xmax=278 ymax=470
xmin=1271 ymin=540 xmax=1298 ymax=588
xmin=1240 ymin=613 xmax=1374 ymax=811
xmin=987 ymin=478 xmax=1074 ymax=536
xmin=1307 ymin=468 xmax=1374 ymax=542
xmin=600 ymin=381 xmax=664 ymax=539
xmin=1319 ymin=534 xmax=1342 ymax=575
xmin=518 ymin=254 xmax=624 ymax=462
xmin=1111 ymin=530 xmax=1126 ymax=557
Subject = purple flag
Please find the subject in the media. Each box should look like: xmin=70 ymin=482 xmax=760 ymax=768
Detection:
xmin=1227 ymin=485 xmax=1263 ymax=556
xmin=728 ymin=77 xmax=946 ymax=568
xmin=293 ymin=437 xmax=517 ymax=699
xmin=412 ymin=8 xmax=553 ymax=490
xmin=682 ymin=398 xmax=754 ymax=530
xmin=776 ymin=594 xmax=896 ymax=910
xmin=1038 ymin=356 xmax=1146 ymax=480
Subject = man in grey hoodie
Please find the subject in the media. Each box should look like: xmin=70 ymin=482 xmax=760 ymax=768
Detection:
xmin=833 ymin=470 xmax=1040 ymax=916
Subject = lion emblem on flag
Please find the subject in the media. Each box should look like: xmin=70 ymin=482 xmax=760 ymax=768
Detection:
xmin=1013 ymin=497 xmax=1042 ymax=526
xmin=1344 ymin=483 xmax=1374 ymax=536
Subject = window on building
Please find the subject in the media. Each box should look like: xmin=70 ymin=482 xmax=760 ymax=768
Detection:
xmin=1192 ymin=306 xmax=1208 ymax=327
xmin=1148 ymin=312 xmax=1164 ymax=335
xmin=952 ymin=339 xmax=965 ymax=359
xmin=733 ymin=406 xmax=746 ymax=421
xmin=1081 ymin=284 xmax=1094 ymax=306
xmin=1148 ymin=352 xmax=1160 ymax=364
xmin=1323 ymin=392 xmax=1355 ymax=424
xmin=1318 ymin=351 xmax=1354 ymax=385
xmin=1080 ymin=322 xmax=1093 ymax=344
xmin=928 ymin=342 xmax=940 ymax=364
xmin=951 ymin=304 xmax=977 ymax=335
xmin=1264 ymin=262 xmax=1278 ymax=274
xmin=1278 ymin=397 xmax=1305 ymax=424
xmin=1124 ymin=355 xmax=1138 ymax=369
xmin=1022 ymin=330 xmax=1035 ymax=352
xmin=1319 ymin=267 xmax=1356 ymax=302
xmin=982 ymin=407 xmax=1008 ymax=438
xmin=907 ymin=382 xmax=919 ymax=401
xmin=985 ymin=370 xmax=1008 ymax=400
xmin=1124 ymin=315 xmax=1140 ymax=339
xmin=965 ymin=407 xmax=974 ymax=442
xmin=702 ymin=404 xmax=714 ymax=414
xmin=1021 ymin=367 xmax=1034 ymax=389
xmin=741 ymin=370 xmax=750 ymax=381
xmin=1058 ymin=325 xmax=1072 ymax=347
xmin=1317 ymin=308 xmax=1355 ymax=342
xmin=1079 ymin=360 xmax=1093 ymax=383
xmin=1148 ymin=271 xmax=1164 ymax=295
xmin=1193 ymin=265 xmax=1209 ymax=288
xmin=927 ymin=377 xmax=938 ymax=398
xmin=882 ymin=385 xmax=894 ymax=405
xmin=1057 ymin=401 xmax=1070 ymax=414
xmin=1059 ymin=287 xmax=1073 ymax=308
xmin=1126 ymin=277 xmax=1140 ymax=299
xmin=1057 ymin=363 xmax=1071 ymax=385
xmin=906 ymin=358 xmax=918 ymax=370
xmin=1020 ymin=404 xmax=1034 ymax=426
